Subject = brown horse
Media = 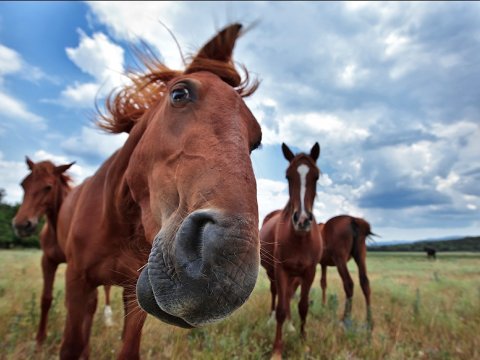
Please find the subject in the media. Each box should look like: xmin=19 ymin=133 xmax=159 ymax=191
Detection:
xmin=12 ymin=158 xmax=113 ymax=345
xmin=56 ymin=23 xmax=262 ymax=359
xmin=319 ymin=215 xmax=374 ymax=328
xmin=260 ymin=143 xmax=323 ymax=359
xmin=424 ymin=246 xmax=437 ymax=260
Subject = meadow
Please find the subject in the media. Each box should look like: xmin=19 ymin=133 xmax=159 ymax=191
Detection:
xmin=1 ymin=250 xmax=479 ymax=359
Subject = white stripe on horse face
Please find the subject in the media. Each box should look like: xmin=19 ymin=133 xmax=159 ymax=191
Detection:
xmin=297 ymin=164 xmax=310 ymax=218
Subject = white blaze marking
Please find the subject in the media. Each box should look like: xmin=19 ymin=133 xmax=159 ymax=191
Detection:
xmin=297 ymin=164 xmax=310 ymax=218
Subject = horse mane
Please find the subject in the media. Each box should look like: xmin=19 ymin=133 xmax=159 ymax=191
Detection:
xmin=98 ymin=24 xmax=258 ymax=134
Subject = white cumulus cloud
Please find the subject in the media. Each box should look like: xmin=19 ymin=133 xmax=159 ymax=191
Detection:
xmin=61 ymin=126 xmax=128 ymax=160
xmin=59 ymin=31 xmax=127 ymax=107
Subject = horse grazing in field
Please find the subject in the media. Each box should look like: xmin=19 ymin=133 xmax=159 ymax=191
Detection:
xmin=424 ymin=246 xmax=436 ymax=260
xmin=56 ymin=23 xmax=262 ymax=359
xmin=260 ymin=143 xmax=323 ymax=359
xmin=12 ymin=158 xmax=114 ymax=345
xmin=319 ymin=215 xmax=375 ymax=328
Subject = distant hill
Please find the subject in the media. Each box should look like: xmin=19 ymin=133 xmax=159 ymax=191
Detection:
xmin=368 ymin=236 xmax=480 ymax=252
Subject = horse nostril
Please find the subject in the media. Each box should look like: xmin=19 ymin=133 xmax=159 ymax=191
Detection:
xmin=25 ymin=220 xmax=32 ymax=229
xmin=175 ymin=211 xmax=217 ymax=279
xmin=308 ymin=212 xmax=313 ymax=221
xmin=293 ymin=212 xmax=299 ymax=223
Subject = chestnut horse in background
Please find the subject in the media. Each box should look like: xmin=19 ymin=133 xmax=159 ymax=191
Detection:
xmin=319 ymin=215 xmax=375 ymax=328
xmin=260 ymin=143 xmax=323 ymax=359
xmin=57 ymin=23 xmax=262 ymax=359
xmin=12 ymin=158 xmax=113 ymax=346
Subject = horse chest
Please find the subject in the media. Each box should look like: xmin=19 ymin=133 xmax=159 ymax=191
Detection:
xmin=282 ymin=258 xmax=309 ymax=275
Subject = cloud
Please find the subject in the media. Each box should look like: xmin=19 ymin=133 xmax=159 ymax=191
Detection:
xmin=359 ymin=187 xmax=451 ymax=209
xmin=0 ymin=151 xmax=30 ymax=204
xmin=0 ymin=44 xmax=46 ymax=128
xmin=61 ymin=126 xmax=128 ymax=162
xmin=59 ymin=82 xmax=100 ymax=108
xmin=86 ymin=2 xmax=217 ymax=69
xmin=256 ymin=178 xmax=289 ymax=223
xmin=262 ymin=111 xmax=370 ymax=147
xmin=0 ymin=91 xmax=45 ymax=128
xmin=66 ymin=31 xmax=124 ymax=81
xmin=58 ymin=31 xmax=127 ymax=107
xmin=0 ymin=44 xmax=48 ymax=84
xmin=0 ymin=44 xmax=23 ymax=77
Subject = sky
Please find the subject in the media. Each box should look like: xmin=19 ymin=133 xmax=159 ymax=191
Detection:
xmin=0 ymin=2 xmax=479 ymax=242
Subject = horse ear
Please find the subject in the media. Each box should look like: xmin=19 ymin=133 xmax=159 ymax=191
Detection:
xmin=26 ymin=156 xmax=35 ymax=170
xmin=281 ymin=143 xmax=295 ymax=162
xmin=310 ymin=142 xmax=320 ymax=162
xmin=55 ymin=162 xmax=75 ymax=175
xmin=186 ymin=23 xmax=242 ymax=70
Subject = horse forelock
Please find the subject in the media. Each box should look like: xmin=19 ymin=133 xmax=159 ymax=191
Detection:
xmin=98 ymin=25 xmax=258 ymax=135
xmin=288 ymin=154 xmax=320 ymax=174
xmin=30 ymin=161 xmax=73 ymax=188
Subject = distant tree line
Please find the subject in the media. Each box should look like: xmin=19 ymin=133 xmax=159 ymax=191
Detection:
xmin=0 ymin=189 xmax=41 ymax=248
xmin=368 ymin=237 xmax=480 ymax=252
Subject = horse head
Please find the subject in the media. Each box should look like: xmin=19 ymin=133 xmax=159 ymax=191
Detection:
xmin=101 ymin=24 xmax=262 ymax=327
xmin=282 ymin=143 xmax=320 ymax=233
xmin=13 ymin=157 xmax=74 ymax=237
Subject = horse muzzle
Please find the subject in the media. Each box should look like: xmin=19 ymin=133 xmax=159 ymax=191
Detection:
xmin=137 ymin=209 xmax=259 ymax=327
xmin=12 ymin=218 xmax=38 ymax=237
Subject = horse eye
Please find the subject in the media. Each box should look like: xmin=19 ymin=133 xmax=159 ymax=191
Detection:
xmin=44 ymin=185 xmax=53 ymax=192
xmin=170 ymin=86 xmax=191 ymax=106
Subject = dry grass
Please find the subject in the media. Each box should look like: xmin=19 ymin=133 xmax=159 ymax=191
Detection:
xmin=0 ymin=250 xmax=479 ymax=359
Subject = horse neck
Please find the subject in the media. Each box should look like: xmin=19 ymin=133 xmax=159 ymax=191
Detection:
xmin=101 ymin=121 xmax=146 ymax=223
xmin=45 ymin=179 xmax=71 ymax=230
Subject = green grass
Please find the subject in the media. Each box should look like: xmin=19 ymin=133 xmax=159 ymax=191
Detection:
xmin=1 ymin=250 xmax=479 ymax=359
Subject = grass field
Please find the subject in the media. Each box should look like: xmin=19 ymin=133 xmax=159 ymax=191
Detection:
xmin=1 ymin=250 xmax=479 ymax=359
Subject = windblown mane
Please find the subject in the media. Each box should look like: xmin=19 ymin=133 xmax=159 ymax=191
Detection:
xmin=98 ymin=23 xmax=258 ymax=134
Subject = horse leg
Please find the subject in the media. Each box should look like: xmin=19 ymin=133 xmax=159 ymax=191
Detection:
xmin=117 ymin=287 xmax=147 ymax=360
xmin=272 ymin=270 xmax=289 ymax=359
xmin=80 ymin=288 xmax=99 ymax=359
xmin=121 ymin=289 xmax=128 ymax=340
xmin=36 ymin=255 xmax=59 ymax=345
xmin=285 ymin=278 xmax=300 ymax=332
xmin=353 ymin=251 xmax=372 ymax=329
xmin=60 ymin=267 xmax=96 ymax=360
xmin=268 ymin=280 xmax=277 ymax=325
xmin=103 ymin=285 xmax=113 ymax=327
xmin=320 ymin=264 xmax=327 ymax=306
xmin=336 ymin=261 xmax=354 ymax=327
xmin=298 ymin=267 xmax=316 ymax=339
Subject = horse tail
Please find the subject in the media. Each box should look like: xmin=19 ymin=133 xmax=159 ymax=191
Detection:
xmin=350 ymin=217 xmax=360 ymax=259
xmin=350 ymin=217 xmax=375 ymax=258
